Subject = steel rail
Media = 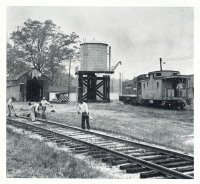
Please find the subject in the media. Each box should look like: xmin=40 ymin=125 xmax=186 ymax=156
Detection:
xmin=7 ymin=118 xmax=193 ymax=179
xmin=19 ymin=116 xmax=193 ymax=161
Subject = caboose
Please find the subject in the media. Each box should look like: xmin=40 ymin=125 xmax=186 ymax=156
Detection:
xmin=139 ymin=70 xmax=191 ymax=109
xmin=119 ymin=70 xmax=193 ymax=109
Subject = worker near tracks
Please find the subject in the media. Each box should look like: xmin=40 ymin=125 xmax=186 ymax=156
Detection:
xmin=41 ymin=97 xmax=53 ymax=119
xmin=7 ymin=97 xmax=16 ymax=117
xmin=28 ymin=102 xmax=42 ymax=122
xmin=78 ymin=100 xmax=90 ymax=130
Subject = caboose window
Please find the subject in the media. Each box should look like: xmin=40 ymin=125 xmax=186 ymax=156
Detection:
xmin=157 ymin=82 xmax=159 ymax=88
xmin=156 ymin=73 xmax=161 ymax=76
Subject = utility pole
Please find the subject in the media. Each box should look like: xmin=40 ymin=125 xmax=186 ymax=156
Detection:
xmin=68 ymin=56 xmax=72 ymax=98
xmin=109 ymin=46 xmax=111 ymax=71
xmin=119 ymin=73 xmax=121 ymax=95
xmin=160 ymin=58 xmax=162 ymax=71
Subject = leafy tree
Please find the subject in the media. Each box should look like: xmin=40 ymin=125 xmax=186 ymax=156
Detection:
xmin=8 ymin=19 xmax=80 ymax=80
xmin=7 ymin=43 xmax=30 ymax=76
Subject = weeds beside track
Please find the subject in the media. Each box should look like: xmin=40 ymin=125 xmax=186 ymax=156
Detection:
xmin=7 ymin=116 xmax=194 ymax=179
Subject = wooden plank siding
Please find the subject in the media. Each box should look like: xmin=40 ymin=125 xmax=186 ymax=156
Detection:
xmin=141 ymin=74 xmax=162 ymax=100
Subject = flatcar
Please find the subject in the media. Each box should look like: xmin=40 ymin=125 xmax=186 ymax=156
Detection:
xmin=119 ymin=70 xmax=193 ymax=109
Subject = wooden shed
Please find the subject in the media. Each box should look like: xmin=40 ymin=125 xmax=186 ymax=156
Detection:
xmin=7 ymin=68 xmax=52 ymax=102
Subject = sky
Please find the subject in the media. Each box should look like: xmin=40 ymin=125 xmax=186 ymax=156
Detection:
xmin=7 ymin=6 xmax=194 ymax=79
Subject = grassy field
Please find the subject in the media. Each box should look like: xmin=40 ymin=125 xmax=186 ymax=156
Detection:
xmin=13 ymin=101 xmax=194 ymax=154
xmin=7 ymin=127 xmax=113 ymax=178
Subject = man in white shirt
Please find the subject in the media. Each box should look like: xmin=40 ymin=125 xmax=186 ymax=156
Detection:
xmin=28 ymin=102 xmax=42 ymax=122
xmin=78 ymin=100 xmax=90 ymax=130
xmin=41 ymin=97 xmax=53 ymax=119
xmin=7 ymin=97 xmax=15 ymax=117
xmin=176 ymin=82 xmax=184 ymax=97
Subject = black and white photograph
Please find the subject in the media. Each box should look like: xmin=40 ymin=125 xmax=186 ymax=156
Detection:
xmin=2 ymin=1 xmax=199 ymax=182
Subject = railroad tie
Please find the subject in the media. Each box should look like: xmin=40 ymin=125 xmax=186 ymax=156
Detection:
xmin=132 ymin=151 xmax=158 ymax=157
xmin=140 ymin=155 xmax=169 ymax=161
xmin=115 ymin=147 xmax=140 ymax=152
xmin=55 ymin=139 xmax=67 ymax=143
xmin=161 ymin=160 xmax=193 ymax=168
xmin=153 ymin=157 xmax=183 ymax=164
xmin=101 ymin=156 xmax=120 ymax=162
xmin=110 ymin=159 xmax=131 ymax=166
xmin=174 ymin=165 xmax=194 ymax=173
xmin=64 ymin=143 xmax=80 ymax=148
xmin=140 ymin=161 xmax=193 ymax=179
xmin=48 ymin=137 xmax=60 ymax=141
xmin=85 ymin=150 xmax=104 ymax=155
xmin=74 ymin=146 xmax=88 ymax=151
xmin=140 ymin=170 xmax=165 ymax=178
xmin=119 ymin=163 xmax=139 ymax=170
xmin=74 ymin=149 xmax=88 ymax=154
xmin=74 ymin=149 xmax=97 ymax=154
xmin=92 ymin=153 xmax=109 ymax=159
xmin=126 ymin=166 xmax=150 ymax=174
xmin=68 ymin=145 xmax=86 ymax=149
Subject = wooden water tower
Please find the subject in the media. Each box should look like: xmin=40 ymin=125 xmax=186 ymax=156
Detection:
xmin=76 ymin=40 xmax=119 ymax=102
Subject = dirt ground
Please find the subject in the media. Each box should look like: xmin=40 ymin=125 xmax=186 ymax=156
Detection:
xmin=11 ymin=101 xmax=194 ymax=154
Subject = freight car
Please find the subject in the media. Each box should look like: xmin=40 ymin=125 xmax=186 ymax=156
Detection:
xmin=119 ymin=70 xmax=193 ymax=109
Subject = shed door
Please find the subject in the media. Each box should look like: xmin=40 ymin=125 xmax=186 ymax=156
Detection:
xmin=26 ymin=77 xmax=43 ymax=101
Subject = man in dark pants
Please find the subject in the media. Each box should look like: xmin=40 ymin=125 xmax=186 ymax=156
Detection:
xmin=78 ymin=100 xmax=90 ymax=130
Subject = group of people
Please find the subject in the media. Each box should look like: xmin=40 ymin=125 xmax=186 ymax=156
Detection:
xmin=7 ymin=97 xmax=91 ymax=130
xmin=28 ymin=97 xmax=53 ymax=121
xmin=7 ymin=97 xmax=53 ymax=122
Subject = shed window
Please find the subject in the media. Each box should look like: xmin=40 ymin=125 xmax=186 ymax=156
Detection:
xmin=156 ymin=73 xmax=161 ymax=76
xmin=143 ymin=83 xmax=145 ymax=89
xmin=157 ymin=82 xmax=159 ymax=88
xmin=147 ymin=82 xmax=148 ymax=87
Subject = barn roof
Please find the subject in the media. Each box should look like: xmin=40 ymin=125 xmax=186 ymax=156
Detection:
xmin=7 ymin=68 xmax=52 ymax=81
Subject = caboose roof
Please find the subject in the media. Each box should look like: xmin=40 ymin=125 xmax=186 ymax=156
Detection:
xmin=140 ymin=75 xmax=190 ymax=82
xmin=160 ymin=75 xmax=191 ymax=79
xmin=148 ymin=70 xmax=180 ymax=75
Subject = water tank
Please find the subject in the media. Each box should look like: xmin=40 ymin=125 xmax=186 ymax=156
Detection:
xmin=80 ymin=41 xmax=108 ymax=71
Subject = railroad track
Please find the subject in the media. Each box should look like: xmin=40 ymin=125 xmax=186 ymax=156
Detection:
xmin=7 ymin=116 xmax=194 ymax=179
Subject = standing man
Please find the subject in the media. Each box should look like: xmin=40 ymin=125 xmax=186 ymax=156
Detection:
xmin=28 ymin=102 xmax=42 ymax=122
xmin=176 ymin=81 xmax=183 ymax=98
xmin=7 ymin=97 xmax=16 ymax=117
xmin=41 ymin=97 xmax=53 ymax=119
xmin=78 ymin=100 xmax=90 ymax=130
